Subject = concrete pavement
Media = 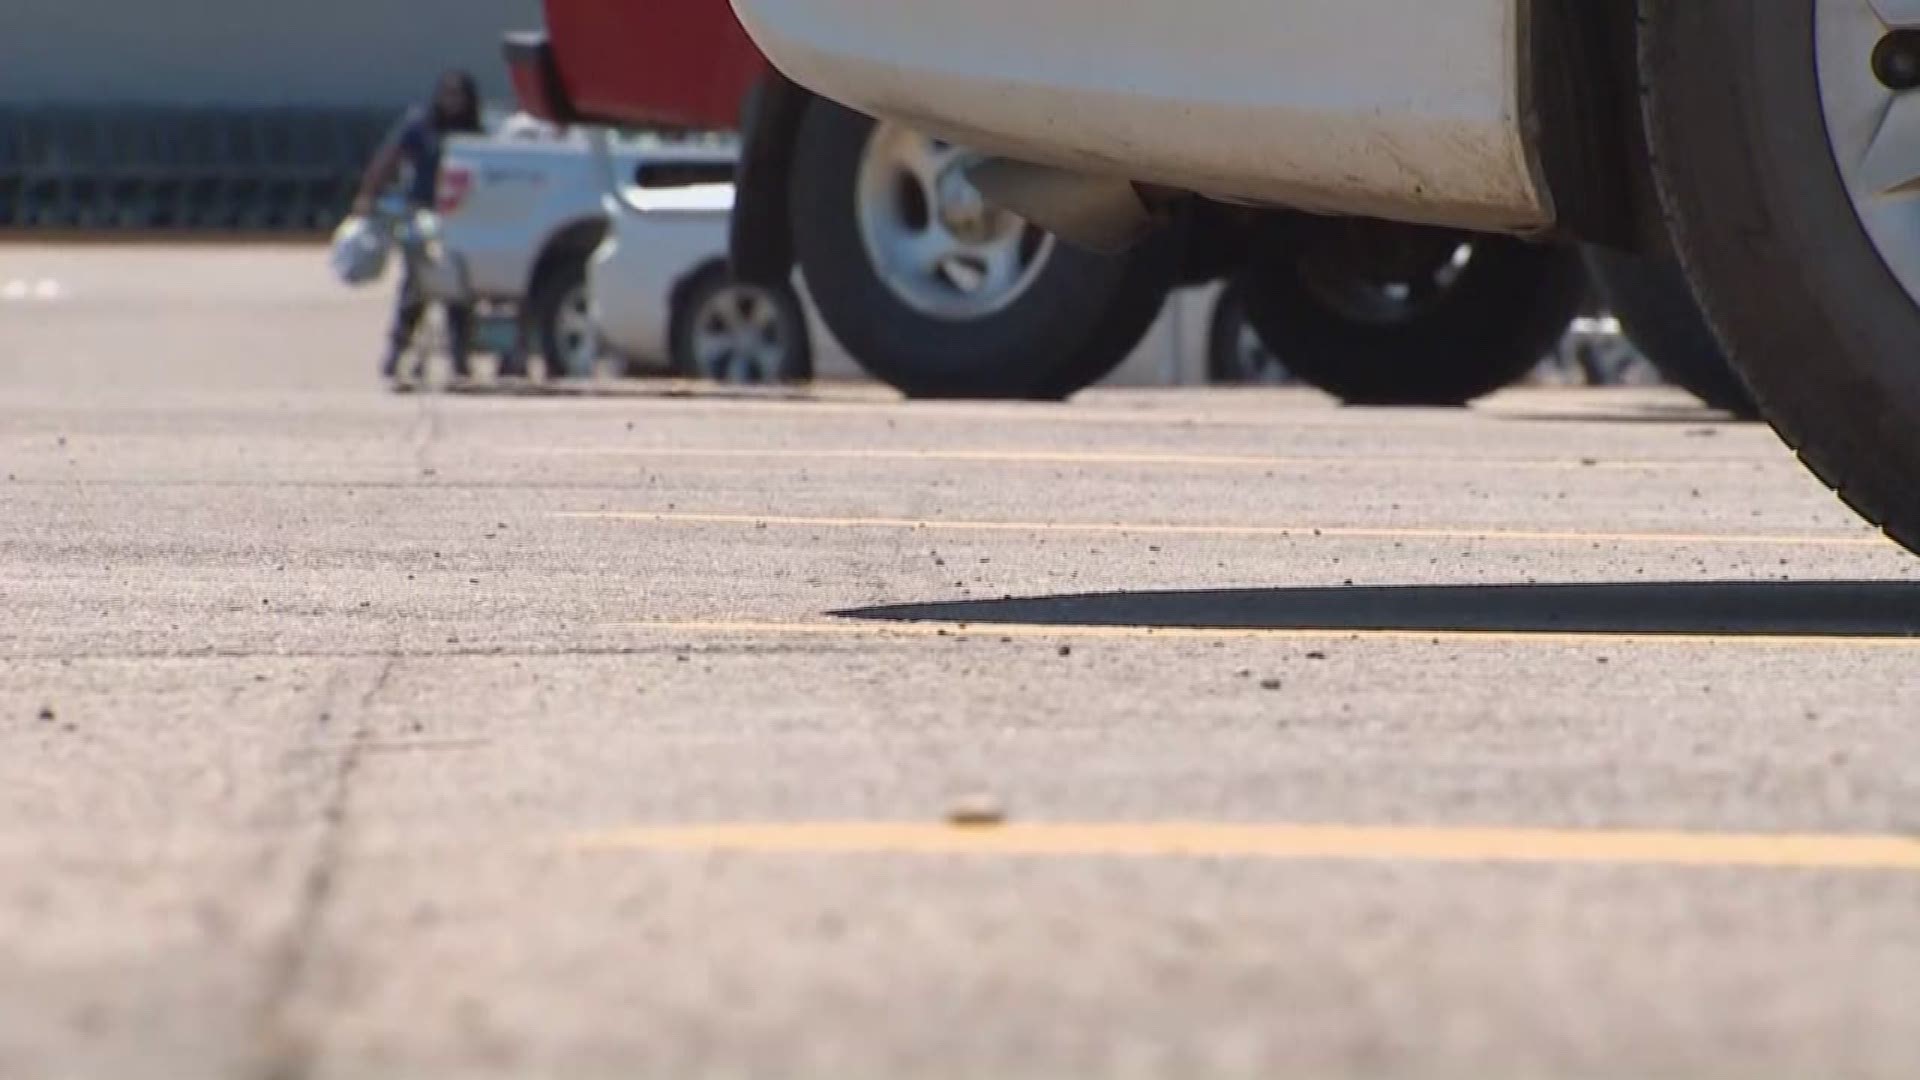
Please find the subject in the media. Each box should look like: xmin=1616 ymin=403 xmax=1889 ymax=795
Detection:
xmin=2 ymin=245 xmax=1918 ymax=1078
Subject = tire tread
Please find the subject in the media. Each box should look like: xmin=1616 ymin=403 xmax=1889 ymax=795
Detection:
xmin=1634 ymin=1 xmax=1917 ymax=553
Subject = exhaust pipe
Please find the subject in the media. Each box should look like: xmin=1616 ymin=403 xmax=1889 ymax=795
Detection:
xmin=963 ymin=158 xmax=1157 ymax=255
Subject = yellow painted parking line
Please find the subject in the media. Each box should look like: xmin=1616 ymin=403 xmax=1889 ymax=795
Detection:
xmin=541 ymin=446 xmax=1765 ymax=472
xmin=558 ymin=510 xmax=1888 ymax=549
xmin=520 ymin=393 xmax=1417 ymax=429
xmin=527 ymin=386 xmax=1748 ymax=431
xmin=569 ymin=821 xmax=1920 ymax=872
xmin=613 ymin=618 xmax=1920 ymax=650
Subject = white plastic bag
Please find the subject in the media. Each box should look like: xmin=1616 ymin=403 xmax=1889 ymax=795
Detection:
xmin=329 ymin=215 xmax=390 ymax=287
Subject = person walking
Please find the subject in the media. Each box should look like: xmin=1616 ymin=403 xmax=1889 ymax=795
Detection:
xmin=353 ymin=70 xmax=487 ymax=388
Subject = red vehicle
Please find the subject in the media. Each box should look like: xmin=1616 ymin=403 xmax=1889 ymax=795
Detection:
xmin=505 ymin=2 xmax=763 ymax=132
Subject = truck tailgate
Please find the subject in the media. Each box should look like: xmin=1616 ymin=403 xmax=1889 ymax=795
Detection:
xmin=539 ymin=0 xmax=765 ymax=130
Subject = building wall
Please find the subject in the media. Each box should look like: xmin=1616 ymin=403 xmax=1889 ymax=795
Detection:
xmin=1 ymin=0 xmax=542 ymax=109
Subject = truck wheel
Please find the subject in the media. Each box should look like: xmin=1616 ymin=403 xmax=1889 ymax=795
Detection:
xmin=528 ymin=248 xmax=599 ymax=380
xmin=1583 ymin=247 xmax=1758 ymax=418
xmin=670 ymin=262 xmax=812 ymax=384
xmin=1640 ymin=0 xmax=1920 ymax=553
xmin=1237 ymin=218 xmax=1587 ymax=405
xmin=1206 ymin=282 xmax=1290 ymax=384
xmin=790 ymin=100 xmax=1175 ymax=399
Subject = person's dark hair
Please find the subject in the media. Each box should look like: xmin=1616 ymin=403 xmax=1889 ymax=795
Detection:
xmin=431 ymin=70 xmax=483 ymax=134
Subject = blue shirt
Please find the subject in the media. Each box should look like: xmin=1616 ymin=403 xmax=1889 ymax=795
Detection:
xmin=388 ymin=107 xmax=445 ymax=207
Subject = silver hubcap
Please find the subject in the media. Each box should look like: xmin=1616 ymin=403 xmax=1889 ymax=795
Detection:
xmin=553 ymin=284 xmax=598 ymax=377
xmin=691 ymin=284 xmax=790 ymax=384
xmin=855 ymin=123 xmax=1056 ymax=320
xmin=1819 ymin=0 xmax=1920 ymax=307
xmin=1233 ymin=322 xmax=1290 ymax=384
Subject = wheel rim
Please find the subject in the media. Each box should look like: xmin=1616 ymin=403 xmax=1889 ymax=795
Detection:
xmin=1292 ymin=221 xmax=1475 ymax=326
xmin=1818 ymin=0 xmax=1920 ymax=309
xmin=691 ymin=284 xmax=791 ymax=384
xmin=854 ymin=122 xmax=1056 ymax=320
xmin=552 ymin=284 xmax=598 ymax=377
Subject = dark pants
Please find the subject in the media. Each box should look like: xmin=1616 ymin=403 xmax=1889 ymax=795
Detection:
xmin=385 ymin=265 xmax=474 ymax=378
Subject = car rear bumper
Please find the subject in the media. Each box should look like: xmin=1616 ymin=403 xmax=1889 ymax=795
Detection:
xmin=731 ymin=0 xmax=1551 ymax=232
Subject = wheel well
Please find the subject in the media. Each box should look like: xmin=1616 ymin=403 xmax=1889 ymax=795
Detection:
xmin=1525 ymin=0 xmax=1669 ymax=254
xmin=527 ymin=217 xmax=608 ymax=298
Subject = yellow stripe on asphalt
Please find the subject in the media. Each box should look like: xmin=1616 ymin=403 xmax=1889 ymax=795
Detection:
xmin=506 ymin=393 xmax=1419 ymax=429
xmin=543 ymin=446 xmax=1765 ymax=472
xmin=558 ymin=510 xmax=1888 ymax=549
xmin=613 ymin=618 xmax=1920 ymax=650
xmin=520 ymin=386 xmax=1745 ymax=431
xmin=569 ymin=821 xmax=1920 ymax=872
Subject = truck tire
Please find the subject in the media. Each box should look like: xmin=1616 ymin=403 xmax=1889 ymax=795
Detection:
xmin=670 ymin=261 xmax=812 ymax=384
xmin=1237 ymin=219 xmax=1587 ymax=406
xmin=1030 ymin=225 xmax=1186 ymax=399
xmin=1639 ymin=0 xmax=1920 ymax=553
xmin=790 ymin=100 xmax=1175 ymax=399
xmin=527 ymin=248 xmax=598 ymax=380
xmin=1582 ymin=247 xmax=1758 ymax=418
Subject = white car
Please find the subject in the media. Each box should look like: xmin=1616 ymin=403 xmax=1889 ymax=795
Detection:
xmin=588 ymin=179 xmax=816 ymax=382
xmin=718 ymin=0 xmax=1920 ymax=554
xmin=433 ymin=120 xmax=735 ymax=376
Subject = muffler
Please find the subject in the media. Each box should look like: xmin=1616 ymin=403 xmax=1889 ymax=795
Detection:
xmin=963 ymin=158 xmax=1157 ymax=255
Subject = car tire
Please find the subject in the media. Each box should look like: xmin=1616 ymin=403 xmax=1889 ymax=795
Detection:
xmin=527 ymin=248 xmax=597 ymax=380
xmin=1029 ymin=225 xmax=1187 ymax=399
xmin=670 ymin=262 xmax=813 ymax=384
xmin=790 ymin=100 xmax=1176 ymax=400
xmin=1638 ymin=0 xmax=1920 ymax=553
xmin=1237 ymin=220 xmax=1588 ymax=405
xmin=1582 ymin=246 xmax=1758 ymax=418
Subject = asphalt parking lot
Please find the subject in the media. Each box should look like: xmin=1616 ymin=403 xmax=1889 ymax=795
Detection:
xmin=4 ymin=244 xmax=1920 ymax=1079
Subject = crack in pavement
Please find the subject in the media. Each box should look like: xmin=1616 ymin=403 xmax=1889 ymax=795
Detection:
xmin=245 ymin=397 xmax=445 ymax=1079
xmin=247 ymin=655 xmax=398 ymax=1080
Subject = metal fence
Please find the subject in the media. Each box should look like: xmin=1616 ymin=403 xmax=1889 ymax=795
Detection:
xmin=0 ymin=106 xmax=394 ymax=234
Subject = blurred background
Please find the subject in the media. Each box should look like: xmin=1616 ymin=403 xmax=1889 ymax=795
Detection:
xmin=1 ymin=0 xmax=538 ymax=233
